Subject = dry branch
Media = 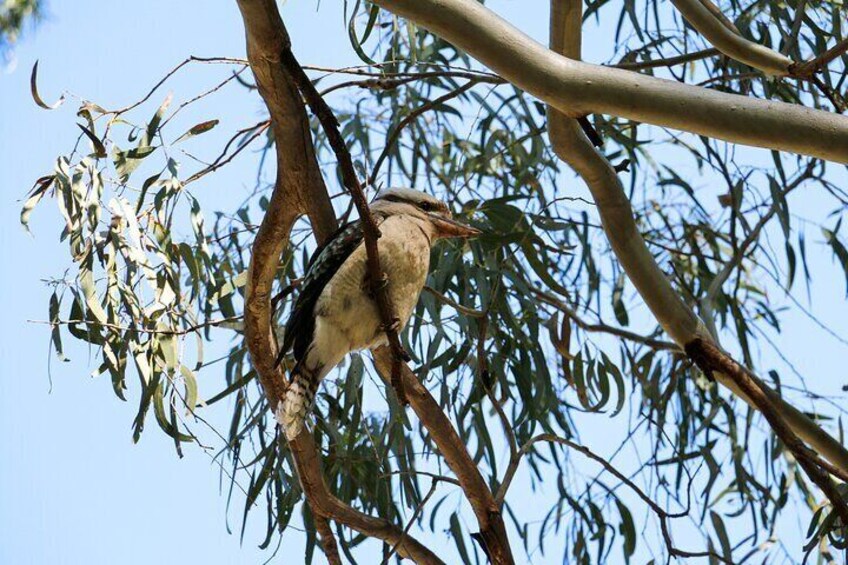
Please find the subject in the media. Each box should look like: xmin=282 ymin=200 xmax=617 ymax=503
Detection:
xmin=372 ymin=348 xmax=516 ymax=564
xmin=277 ymin=46 xmax=412 ymax=405
xmin=235 ymin=1 xmax=441 ymax=561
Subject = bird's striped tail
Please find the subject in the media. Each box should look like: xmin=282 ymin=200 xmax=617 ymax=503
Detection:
xmin=276 ymin=368 xmax=318 ymax=441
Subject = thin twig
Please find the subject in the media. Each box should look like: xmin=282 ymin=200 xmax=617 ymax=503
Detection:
xmin=279 ymin=46 xmax=411 ymax=406
xmin=423 ymin=286 xmax=485 ymax=318
xmin=383 ymin=479 xmax=441 ymax=564
xmin=613 ymin=48 xmax=721 ymax=70
xmin=496 ymin=433 xmax=733 ymax=563
xmin=184 ymin=120 xmax=270 ymax=185
xmin=29 ymin=316 xmax=242 ymax=336
xmin=368 ymin=80 xmax=479 ymax=186
xmin=531 ymin=287 xmax=679 ymax=351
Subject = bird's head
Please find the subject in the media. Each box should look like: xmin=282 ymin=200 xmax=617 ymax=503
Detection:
xmin=371 ymin=187 xmax=481 ymax=239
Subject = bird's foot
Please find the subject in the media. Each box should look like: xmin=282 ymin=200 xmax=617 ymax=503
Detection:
xmin=382 ymin=317 xmax=401 ymax=333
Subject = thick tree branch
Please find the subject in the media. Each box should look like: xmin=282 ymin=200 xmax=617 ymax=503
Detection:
xmin=670 ymin=0 xmax=793 ymax=75
xmin=685 ymin=339 xmax=848 ymax=520
xmin=278 ymin=46 xmax=412 ymax=405
xmin=544 ymin=0 xmax=848 ymax=490
xmin=313 ymin=515 xmax=342 ymax=565
xmin=372 ymin=347 xmax=516 ymax=565
xmin=372 ymin=0 xmax=848 ymax=163
xmin=236 ymin=1 xmax=441 ymax=561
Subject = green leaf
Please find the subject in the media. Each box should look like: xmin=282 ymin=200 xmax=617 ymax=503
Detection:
xmin=710 ymin=511 xmax=733 ymax=562
xmin=48 ymin=292 xmax=68 ymax=362
xmin=20 ymin=175 xmax=54 ymax=232
xmin=180 ymin=365 xmax=198 ymax=415
xmin=30 ymin=61 xmax=66 ymax=110
xmin=153 ymin=381 xmax=194 ymax=443
xmin=113 ymin=146 xmax=157 ymax=183
xmin=174 ymin=119 xmax=219 ymax=144
xmin=612 ymin=272 xmax=629 ymax=326
xmin=616 ymin=499 xmax=636 ymax=561
xmin=347 ymin=0 xmax=378 ymax=65
xmin=78 ymin=260 xmax=108 ymax=324
xmin=141 ymin=94 xmax=173 ymax=148
xmin=448 ymin=512 xmax=472 ymax=564
xmin=77 ymin=124 xmax=107 ymax=158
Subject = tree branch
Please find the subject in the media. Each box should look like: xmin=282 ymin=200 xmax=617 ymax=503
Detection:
xmin=669 ymin=0 xmax=793 ymax=75
xmin=530 ymin=287 xmax=679 ymax=351
xmin=790 ymin=36 xmax=848 ymax=78
xmin=313 ymin=515 xmax=342 ymax=565
xmin=699 ymin=163 xmax=814 ymax=338
xmin=372 ymin=0 xmax=848 ymax=163
xmin=372 ymin=347 xmax=516 ymax=564
xmin=685 ymin=338 xmax=848 ymax=519
xmin=277 ymin=45 xmax=412 ymax=406
xmin=613 ymin=47 xmax=720 ymax=71
xmin=497 ymin=433 xmax=733 ymax=563
xmin=544 ymin=0 xmax=848 ymax=487
xmin=369 ymin=80 xmax=477 ymax=186
xmin=235 ymin=2 xmax=441 ymax=561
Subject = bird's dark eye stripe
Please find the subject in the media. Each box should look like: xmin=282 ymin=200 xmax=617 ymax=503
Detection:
xmin=378 ymin=194 xmax=442 ymax=212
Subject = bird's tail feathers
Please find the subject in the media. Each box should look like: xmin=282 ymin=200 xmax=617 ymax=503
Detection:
xmin=276 ymin=367 xmax=319 ymax=441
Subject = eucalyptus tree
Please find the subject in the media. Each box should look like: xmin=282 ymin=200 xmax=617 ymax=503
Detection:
xmin=0 ymin=0 xmax=43 ymax=51
xmin=22 ymin=0 xmax=848 ymax=562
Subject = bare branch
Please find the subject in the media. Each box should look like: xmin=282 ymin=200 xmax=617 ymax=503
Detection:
xmin=277 ymin=45 xmax=412 ymax=405
xmin=613 ymin=47 xmax=720 ymax=71
xmin=29 ymin=316 xmax=243 ymax=336
xmin=530 ymin=287 xmax=679 ymax=351
xmin=372 ymin=347 xmax=516 ymax=564
xmin=235 ymin=2 xmax=441 ymax=561
xmin=184 ymin=120 xmax=270 ymax=185
xmin=369 ymin=80 xmax=478 ymax=186
xmin=383 ymin=479 xmax=441 ymax=564
xmin=496 ymin=433 xmax=733 ymax=563
xmin=314 ymin=515 xmax=342 ymax=565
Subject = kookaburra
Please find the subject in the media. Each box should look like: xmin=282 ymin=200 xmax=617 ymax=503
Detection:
xmin=276 ymin=188 xmax=480 ymax=440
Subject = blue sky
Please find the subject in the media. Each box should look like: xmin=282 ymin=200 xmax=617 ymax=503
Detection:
xmin=2 ymin=1 xmax=848 ymax=564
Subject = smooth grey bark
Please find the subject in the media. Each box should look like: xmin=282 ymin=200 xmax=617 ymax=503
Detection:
xmin=373 ymin=0 xmax=848 ymax=163
xmin=543 ymin=0 xmax=848 ymax=472
xmin=670 ymin=0 xmax=793 ymax=75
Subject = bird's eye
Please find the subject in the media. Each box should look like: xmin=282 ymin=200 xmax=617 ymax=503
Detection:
xmin=420 ymin=202 xmax=434 ymax=211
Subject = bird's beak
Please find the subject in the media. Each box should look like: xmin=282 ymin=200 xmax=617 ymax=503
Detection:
xmin=428 ymin=213 xmax=482 ymax=239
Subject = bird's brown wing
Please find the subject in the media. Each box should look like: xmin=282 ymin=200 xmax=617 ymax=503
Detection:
xmin=277 ymin=220 xmax=365 ymax=367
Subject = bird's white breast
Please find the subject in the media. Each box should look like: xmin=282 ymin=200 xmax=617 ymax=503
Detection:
xmin=309 ymin=214 xmax=432 ymax=369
